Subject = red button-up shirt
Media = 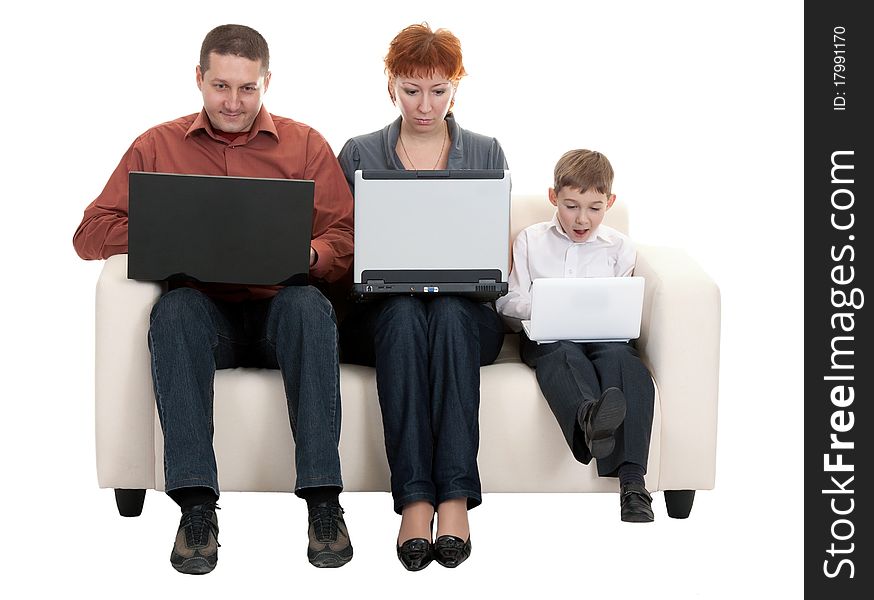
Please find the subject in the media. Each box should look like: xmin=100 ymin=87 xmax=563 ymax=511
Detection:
xmin=73 ymin=106 xmax=353 ymax=300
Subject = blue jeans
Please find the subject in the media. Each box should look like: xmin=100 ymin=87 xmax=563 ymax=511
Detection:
xmin=340 ymin=296 xmax=505 ymax=513
xmin=520 ymin=336 xmax=654 ymax=476
xmin=148 ymin=286 xmax=342 ymax=498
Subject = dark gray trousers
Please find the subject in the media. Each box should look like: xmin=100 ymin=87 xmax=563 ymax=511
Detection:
xmin=520 ymin=335 xmax=654 ymax=477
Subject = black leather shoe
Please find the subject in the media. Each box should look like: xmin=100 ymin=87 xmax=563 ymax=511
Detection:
xmin=397 ymin=538 xmax=433 ymax=571
xmin=397 ymin=517 xmax=435 ymax=571
xmin=433 ymin=535 xmax=471 ymax=568
xmin=579 ymin=387 xmax=626 ymax=459
xmin=621 ymin=483 xmax=654 ymax=523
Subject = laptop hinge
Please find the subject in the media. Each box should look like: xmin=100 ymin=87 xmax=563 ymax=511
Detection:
xmin=364 ymin=280 xmax=386 ymax=285
xmin=478 ymin=279 xmax=498 ymax=285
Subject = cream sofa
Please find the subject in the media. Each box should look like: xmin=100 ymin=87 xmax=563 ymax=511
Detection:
xmin=94 ymin=195 xmax=720 ymax=519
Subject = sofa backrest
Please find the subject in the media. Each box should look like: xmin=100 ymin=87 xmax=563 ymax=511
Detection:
xmin=509 ymin=194 xmax=629 ymax=246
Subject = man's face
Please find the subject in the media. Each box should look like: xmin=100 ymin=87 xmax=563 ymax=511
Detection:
xmin=196 ymin=52 xmax=270 ymax=133
xmin=549 ymin=186 xmax=615 ymax=243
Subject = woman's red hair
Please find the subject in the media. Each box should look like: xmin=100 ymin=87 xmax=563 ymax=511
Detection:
xmin=384 ymin=23 xmax=467 ymax=102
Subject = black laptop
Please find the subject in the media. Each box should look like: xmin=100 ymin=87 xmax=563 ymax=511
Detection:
xmin=128 ymin=172 xmax=314 ymax=286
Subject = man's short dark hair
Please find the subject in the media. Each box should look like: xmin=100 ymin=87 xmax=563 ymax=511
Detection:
xmin=200 ymin=24 xmax=270 ymax=74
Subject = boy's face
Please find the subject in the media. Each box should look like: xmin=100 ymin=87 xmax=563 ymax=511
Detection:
xmin=549 ymin=186 xmax=616 ymax=243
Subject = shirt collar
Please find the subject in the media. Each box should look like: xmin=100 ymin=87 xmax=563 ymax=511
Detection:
xmin=444 ymin=113 xmax=463 ymax=164
xmin=185 ymin=105 xmax=279 ymax=144
xmin=384 ymin=117 xmax=404 ymax=168
xmin=549 ymin=213 xmax=613 ymax=244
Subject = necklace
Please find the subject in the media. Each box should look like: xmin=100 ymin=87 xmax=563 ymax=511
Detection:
xmin=398 ymin=122 xmax=448 ymax=170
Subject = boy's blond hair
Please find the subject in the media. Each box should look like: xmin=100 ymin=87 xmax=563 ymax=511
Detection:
xmin=553 ymin=149 xmax=614 ymax=195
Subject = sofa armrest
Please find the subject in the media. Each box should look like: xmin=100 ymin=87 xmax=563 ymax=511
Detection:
xmin=95 ymin=254 xmax=163 ymax=489
xmin=634 ymin=245 xmax=721 ymax=490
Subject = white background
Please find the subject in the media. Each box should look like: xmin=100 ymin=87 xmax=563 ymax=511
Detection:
xmin=1 ymin=1 xmax=803 ymax=597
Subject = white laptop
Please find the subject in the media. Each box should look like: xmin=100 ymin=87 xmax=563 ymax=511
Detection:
xmin=522 ymin=276 xmax=645 ymax=343
xmin=352 ymin=169 xmax=511 ymax=301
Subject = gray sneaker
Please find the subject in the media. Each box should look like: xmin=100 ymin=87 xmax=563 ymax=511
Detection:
xmin=307 ymin=502 xmax=353 ymax=568
xmin=170 ymin=503 xmax=220 ymax=575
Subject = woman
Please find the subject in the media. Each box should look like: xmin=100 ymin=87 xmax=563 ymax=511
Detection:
xmin=337 ymin=23 xmax=507 ymax=571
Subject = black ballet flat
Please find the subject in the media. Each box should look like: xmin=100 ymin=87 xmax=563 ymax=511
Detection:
xmin=433 ymin=535 xmax=472 ymax=568
xmin=396 ymin=537 xmax=434 ymax=571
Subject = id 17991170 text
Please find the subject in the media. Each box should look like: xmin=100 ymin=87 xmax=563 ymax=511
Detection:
xmin=833 ymin=26 xmax=847 ymax=111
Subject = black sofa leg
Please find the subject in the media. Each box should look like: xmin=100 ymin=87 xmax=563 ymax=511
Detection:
xmin=115 ymin=489 xmax=146 ymax=517
xmin=664 ymin=490 xmax=695 ymax=519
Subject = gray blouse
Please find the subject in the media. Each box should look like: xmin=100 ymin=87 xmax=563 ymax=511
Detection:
xmin=336 ymin=115 xmax=509 ymax=191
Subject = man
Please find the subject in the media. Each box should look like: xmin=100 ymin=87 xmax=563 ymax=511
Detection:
xmin=73 ymin=24 xmax=354 ymax=573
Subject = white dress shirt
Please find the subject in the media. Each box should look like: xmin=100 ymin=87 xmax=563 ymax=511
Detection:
xmin=496 ymin=214 xmax=636 ymax=329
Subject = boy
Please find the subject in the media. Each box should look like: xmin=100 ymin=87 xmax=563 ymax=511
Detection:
xmin=495 ymin=149 xmax=655 ymax=522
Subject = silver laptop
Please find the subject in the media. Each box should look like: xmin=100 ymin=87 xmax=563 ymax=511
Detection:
xmin=352 ymin=169 xmax=511 ymax=301
xmin=522 ymin=277 xmax=645 ymax=343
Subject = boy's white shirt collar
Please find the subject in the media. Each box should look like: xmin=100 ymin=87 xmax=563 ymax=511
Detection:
xmin=549 ymin=212 xmax=613 ymax=244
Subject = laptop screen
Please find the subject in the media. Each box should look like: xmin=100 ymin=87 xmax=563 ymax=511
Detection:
xmin=128 ymin=172 xmax=314 ymax=286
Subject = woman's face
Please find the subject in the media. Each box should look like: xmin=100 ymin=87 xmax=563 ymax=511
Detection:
xmin=392 ymin=73 xmax=455 ymax=134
